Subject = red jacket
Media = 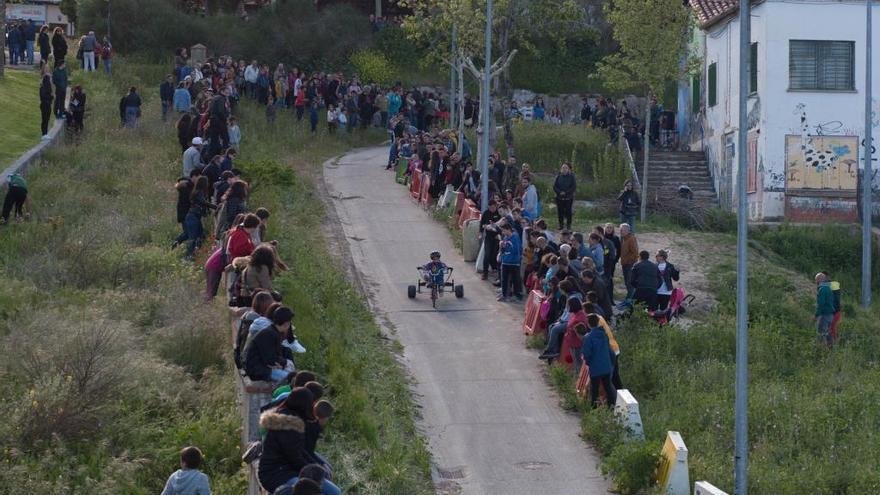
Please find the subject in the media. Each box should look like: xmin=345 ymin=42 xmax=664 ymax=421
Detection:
xmin=227 ymin=228 xmax=255 ymax=260
xmin=561 ymin=310 xmax=587 ymax=364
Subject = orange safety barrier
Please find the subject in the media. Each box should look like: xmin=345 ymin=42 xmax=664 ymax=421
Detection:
xmin=575 ymin=365 xmax=590 ymax=398
xmin=420 ymin=175 xmax=432 ymax=207
xmin=453 ymin=191 xmax=465 ymax=218
xmin=457 ymin=200 xmax=480 ymax=228
xmin=522 ymin=290 xmax=544 ymax=335
xmin=410 ymin=171 xmax=422 ymax=200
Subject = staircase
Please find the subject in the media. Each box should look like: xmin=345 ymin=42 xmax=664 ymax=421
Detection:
xmin=642 ymin=150 xmax=718 ymax=206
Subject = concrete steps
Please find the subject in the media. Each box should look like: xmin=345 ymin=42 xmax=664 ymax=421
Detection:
xmin=642 ymin=151 xmax=718 ymax=207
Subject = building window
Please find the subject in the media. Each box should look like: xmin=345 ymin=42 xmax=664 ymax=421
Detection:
xmin=692 ymin=75 xmax=701 ymax=110
xmin=750 ymin=42 xmax=758 ymax=94
xmin=708 ymin=62 xmax=717 ymax=107
xmin=789 ymin=40 xmax=855 ymax=91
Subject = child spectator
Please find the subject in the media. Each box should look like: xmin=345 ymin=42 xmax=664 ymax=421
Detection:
xmin=327 ymin=105 xmax=338 ymax=133
xmin=309 ymin=102 xmax=319 ymax=134
xmin=581 ymin=313 xmax=617 ymax=408
xmin=228 ymin=117 xmax=241 ymax=152
xmin=160 ymin=446 xmax=212 ymax=495
xmin=498 ymin=223 xmax=523 ymax=302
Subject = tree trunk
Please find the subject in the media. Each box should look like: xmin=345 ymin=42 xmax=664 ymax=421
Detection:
xmin=498 ymin=17 xmax=515 ymax=158
xmin=640 ymin=94 xmax=651 ymax=221
xmin=0 ymin=0 xmax=6 ymax=77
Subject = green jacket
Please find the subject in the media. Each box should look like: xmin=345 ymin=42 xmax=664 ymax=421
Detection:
xmin=52 ymin=67 xmax=68 ymax=89
xmin=816 ymin=283 xmax=835 ymax=316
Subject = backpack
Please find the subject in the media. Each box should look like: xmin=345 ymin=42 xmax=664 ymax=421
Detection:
xmin=234 ymin=312 xmax=259 ymax=369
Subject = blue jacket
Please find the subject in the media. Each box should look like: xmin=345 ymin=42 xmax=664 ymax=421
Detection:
xmin=588 ymin=243 xmax=605 ymax=273
xmin=500 ymin=232 xmax=522 ymax=265
xmin=173 ymin=88 xmax=191 ymax=112
xmin=581 ymin=326 xmax=613 ymax=377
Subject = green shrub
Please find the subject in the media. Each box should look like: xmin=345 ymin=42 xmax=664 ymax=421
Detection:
xmin=350 ymin=49 xmax=397 ymax=85
xmin=602 ymin=440 xmax=661 ymax=495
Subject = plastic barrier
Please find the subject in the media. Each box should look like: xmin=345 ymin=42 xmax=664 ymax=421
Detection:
xmin=462 ymin=219 xmax=482 ymax=261
xmin=420 ymin=175 xmax=432 ymax=208
xmin=694 ymin=481 xmax=728 ymax=495
xmin=575 ymin=365 xmax=590 ymax=398
xmin=614 ymin=389 xmax=645 ymax=439
xmin=458 ymin=200 xmax=480 ymax=228
xmin=395 ymin=157 xmax=408 ymax=184
xmin=453 ymin=191 xmax=466 ymax=219
xmin=656 ymin=431 xmax=690 ymax=495
xmin=410 ymin=171 xmax=422 ymax=200
xmin=522 ymin=290 xmax=544 ymax=335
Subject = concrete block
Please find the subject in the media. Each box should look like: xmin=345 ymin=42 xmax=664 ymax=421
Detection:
xmin=695 ymin=481 xmax=729 ymax=495
xmin=462 ymin=219 xmax=481 ymax=262
xmin=656 ymin=431 xmax=689 ymax=495
xmin=613 ymin=389 xmax=644 ymax=440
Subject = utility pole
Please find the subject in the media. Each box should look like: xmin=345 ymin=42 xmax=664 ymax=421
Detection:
xmin=734 ymin=1 xmax=751 ymax=494
xmin=480 ymin=0 xmax=493 ymax=211
xmin=863 ymin=0 xmax=873 ymax=309
xmin=451 ymin=25 xmax=457 ymax=133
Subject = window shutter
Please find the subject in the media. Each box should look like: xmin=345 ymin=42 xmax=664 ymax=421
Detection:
xmin=789 ymin=40 xmax=854 ymax=91
xmin=750 ymin=43 xmax=758 ymax=94
xmin=708 ymin=63 xmax=717 ymax=107
xmin=692 ymin=75 xmax=701 ymax=110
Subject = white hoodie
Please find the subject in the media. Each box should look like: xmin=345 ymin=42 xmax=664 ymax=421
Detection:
xmin=160 ymin=469 xmax=211 ymax=495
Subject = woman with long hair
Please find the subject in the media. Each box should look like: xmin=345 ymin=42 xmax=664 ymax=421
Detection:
xmin=177 ymin=113 xmax=194 ymax=153
xmin=50 ymin=27 xmax=67 ymax=68
xmin=241 ymin=244 xmax=276 ymax=299
xmin=214 ymin=180 xmax=249 ymax=239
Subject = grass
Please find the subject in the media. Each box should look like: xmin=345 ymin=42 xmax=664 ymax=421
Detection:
xmin=0 ymin=58 xmax=431 ymax=494
xmin=0 ymin=69 xmax=42 ymax=166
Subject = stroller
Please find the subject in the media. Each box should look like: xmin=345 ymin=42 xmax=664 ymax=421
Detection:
xmin=653 ymin=287 xmax=695 ymax=325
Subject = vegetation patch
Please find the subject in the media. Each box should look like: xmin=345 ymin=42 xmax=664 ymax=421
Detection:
xmin=0 ymin=70 xmax=42 ymax=166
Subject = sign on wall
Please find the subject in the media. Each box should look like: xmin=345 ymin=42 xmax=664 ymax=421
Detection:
xmin=6 ymin=4 xmax=48 ymax=22
xmin=784 ymin=135 xmax=859 ymax=190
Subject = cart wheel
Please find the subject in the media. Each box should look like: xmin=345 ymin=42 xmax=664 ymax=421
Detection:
xmin=455 ymin=285 xmax=464 ymax=299
xmin=408 ymin=285 xmax=416 ymax=299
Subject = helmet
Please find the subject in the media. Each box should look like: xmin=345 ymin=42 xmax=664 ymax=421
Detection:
xmin=430 ymin=251 xmax=441 ymax=259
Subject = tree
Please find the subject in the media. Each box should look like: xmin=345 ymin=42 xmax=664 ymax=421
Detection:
xmin=1 ymin=0 xmax=6 ymax=77
xmin=596 ymin=0 xmax=691 ymax=220
xmin=403 ymin=0 xmax=582 ymax=157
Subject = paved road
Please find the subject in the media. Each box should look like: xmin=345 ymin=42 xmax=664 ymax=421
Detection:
xmin=325 ymin=147 xmax=610 ymax=495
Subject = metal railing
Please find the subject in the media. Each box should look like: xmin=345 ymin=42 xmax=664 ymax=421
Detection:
xmin=621 ymin=128 xmax=642 ymax=191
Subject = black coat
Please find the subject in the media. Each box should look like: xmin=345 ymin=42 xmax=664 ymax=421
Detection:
xmin=39 ymin=76 xmax=53 ymax=105
xmin=38 ymin=32 xmax=50 ymax=56
xmin=584 ymin=276 xmax=613 ymax=317
xmin=51 ymin=33 xmax=67 ymax=61
xmin=658 ymin=262 xmax=680 ymax=291
xmin=553 ymin=173 xmax=577 ymax=201
xmin=258 ymin=409 xmax=311 ymax=493
xmin=630 ymin=259 xmax=660 ymax=290
xmin=618 ymin=189 xmax=641 ymax=216
xmin=244 ymin=326 xmax=284 ymax=382
xmin=160 ymin=81 xmax=174 ymax=102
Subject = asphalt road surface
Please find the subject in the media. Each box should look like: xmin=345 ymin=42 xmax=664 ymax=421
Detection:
xmin=325 ymin=147 xmax=610 ymax=495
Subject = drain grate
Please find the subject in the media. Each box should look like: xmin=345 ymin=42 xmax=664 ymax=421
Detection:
xmin=436 ymin=467 xmax=467 ymax=480
xmin=515 ymin=461 xmax=553 ymax=470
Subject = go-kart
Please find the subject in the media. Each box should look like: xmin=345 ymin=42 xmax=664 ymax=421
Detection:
xmin=408 ymin=266 xmax=464 ymax=308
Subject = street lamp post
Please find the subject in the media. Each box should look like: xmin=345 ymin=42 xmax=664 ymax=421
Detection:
xmin=480 ymin=0 xmax=493 ymax=211
xmin=734 ymin=0 xmax=751 ymax=493
xmin=863 ymin=0 xmax=873 ymax=309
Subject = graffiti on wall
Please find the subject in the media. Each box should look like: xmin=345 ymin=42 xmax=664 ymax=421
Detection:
xmin=785 ymin=134 xmax=858 ymax=190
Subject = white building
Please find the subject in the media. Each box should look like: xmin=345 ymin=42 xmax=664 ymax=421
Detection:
xmin=687 ymin=0 xmax=880 ymax=222
xmin=5 ymin=1 xmax=72 ymax=35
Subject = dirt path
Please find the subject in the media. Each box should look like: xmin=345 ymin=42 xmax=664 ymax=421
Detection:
xmin=633 ymin=232 xmax=720 ymax=314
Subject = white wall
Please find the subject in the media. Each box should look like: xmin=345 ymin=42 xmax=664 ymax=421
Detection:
xmin=698 ymin=0 xmax=880 ymax=220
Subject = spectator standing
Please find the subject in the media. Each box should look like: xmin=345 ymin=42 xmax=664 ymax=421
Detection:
xmin=581 ymin=314 xmax=617 ymax=408
xmin=617 ymin=179 xmax=640 ymax=232
xmin=8 ymin=23 xmax=22 ymax=65
xmin=38 ymin=26 xmax=51 ymax=65
xmin=69 ymin=85 xmax=86 ymax=133
xmin=183 ymin=138 xmax=204 ymax=176
xmin=814 ymin=273 xmax=835 ymax=348
xmin=1 ymin=173 xmax=30 ymax=225
xmin=654 ymin=249 xmax=679 ymax=311
xmin=120 ymin=87 xmax=142 ymax=128
xmin=498 ymin=223 xmax=523 ymax=302
xmin=617 ymin=223 xmax=639 ymax=306
xmin=520 ymin=176 xmax=538 ymax=220
xmin=51 ymin=61 xmax=68 ymax=118
xmin=160 ymin=446 xmax=212 ymax=495
xmin=479 ymin=200 xmax=501 ymax=281
xmin=630 ymin=250 xmax=659 ymax=310
xmin=160 ymin=75 xmax=175 ymax=122
xmin=228 ymin=117 xmax=242 ymax=152
xmin=51 ymin=27 xmax=67 ymax=68
xmin=24 ymin=21 xmax=36 ymax=65
xmin=100 ymin=36 xmax=113 ymax=74
xmin=553 ymin=162 xmax=576 ymax=230
xmin=586 ymin=233 xmax=604 ymax=275
xmin=173 ymin=81 xmax=191 ymax=113
xmin=174 ymin=176 xmax=216 ymax=258
xmin=309 ymin=101 xmax=319 ymax=134
xmin=602 ymin=224 xmax=620 ymax=299
xmin=821 ymin=271 xmax=842 ymax=343
xmin=39 ymin=74 xmax=53 ymax=137
xmin=81 ymin=31 xmax=97 ymax=72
